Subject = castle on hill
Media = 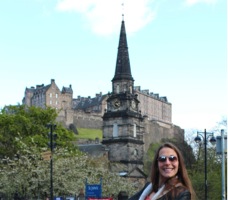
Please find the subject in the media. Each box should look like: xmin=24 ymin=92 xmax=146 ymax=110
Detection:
xmin=22 ymin=19 xmax=184 ymax=187
xmin=23 ymin=79 xmax=172 ymax=127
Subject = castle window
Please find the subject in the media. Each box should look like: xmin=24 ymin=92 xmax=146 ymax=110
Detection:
xmin=50 ymin=93 xmax=52 ymax=98
xmin=133 ymin=123 xmax=136 ymax=137
xmin=50 ymin=100 xmax=52 ymax=105
xmin=113 ymin=123 xmax=118 ymax=137
xmin=56 ymin=93 xmax=58 ymax=98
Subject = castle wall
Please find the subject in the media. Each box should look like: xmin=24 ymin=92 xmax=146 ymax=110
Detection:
xmin=135 ymin=90 xmax=172 ymax=124
xmin=72 ymin=111 xmax=103 ymax=129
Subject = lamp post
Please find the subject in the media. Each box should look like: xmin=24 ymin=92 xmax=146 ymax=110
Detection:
xmin=47 ymin=123 xmax=57 ymax=200
xmin=194 ymin=129 xmax=216 ymax=200
xmin=216 ymin=129 xmax=227 ymax=200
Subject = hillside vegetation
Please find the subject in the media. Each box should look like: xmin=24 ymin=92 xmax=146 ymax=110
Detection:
xmin=76 ymin=128 xmax=102 ymax=140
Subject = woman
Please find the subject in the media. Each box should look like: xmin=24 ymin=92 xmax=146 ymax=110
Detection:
xmin=129 ymin=142 xmax=195 ymax=200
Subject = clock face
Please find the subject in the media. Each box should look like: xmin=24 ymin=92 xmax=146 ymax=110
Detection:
xmin=113 ymin=99 xmax=120 ymax=108
xmin=131 ymin=100 xmax=136 ymax=109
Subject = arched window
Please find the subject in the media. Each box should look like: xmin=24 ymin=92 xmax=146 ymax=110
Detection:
xmin=133 ymin=123 xmax=136 ymax=137
xmin=134 ymin=149 xmax=138 ymax=156
xmin=113 ymin=123 xmax=118 ymax=137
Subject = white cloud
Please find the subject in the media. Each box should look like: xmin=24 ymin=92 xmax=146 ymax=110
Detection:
xmin=55 ymin=0 xmax=156 ymax=35
xmin=55 ymin=0 xmax=220 ymax=35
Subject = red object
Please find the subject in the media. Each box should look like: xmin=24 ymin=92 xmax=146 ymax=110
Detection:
xmin=88 ymin=198 xmax=113 ymax=200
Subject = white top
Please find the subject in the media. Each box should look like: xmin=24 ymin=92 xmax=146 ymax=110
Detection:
xmin=139 ymin=183 xmax=153 ymax=200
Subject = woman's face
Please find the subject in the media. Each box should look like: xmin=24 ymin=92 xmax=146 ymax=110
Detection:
xmin=157 ymin=147 xmax=179 ymax=182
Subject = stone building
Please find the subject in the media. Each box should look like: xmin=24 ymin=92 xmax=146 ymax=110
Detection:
xmin=22 ymin=79 xmax=73 ymax=111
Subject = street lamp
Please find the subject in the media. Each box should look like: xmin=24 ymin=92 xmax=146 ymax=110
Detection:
xmin=194 ymin=129 xmax=216 ymax=200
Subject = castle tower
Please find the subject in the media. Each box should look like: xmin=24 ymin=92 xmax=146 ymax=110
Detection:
xmin=102 ymin=20 xmax=145 ymax=174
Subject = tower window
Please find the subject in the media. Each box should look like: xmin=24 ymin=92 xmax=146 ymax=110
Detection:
xmin=116 ymin=85 xmax=120 ymax=94
xmin=123 ymin=84 xmax=127 ymax=92
xmin=129 ymin=86 xmax=132 ymax=93
xmin=113 ymin=123 xmax=118 ymax=137
xmin=133 ymin=123 xmax=136 ymax=137
xmin=134 ymin=149 xmax=138 ymax=156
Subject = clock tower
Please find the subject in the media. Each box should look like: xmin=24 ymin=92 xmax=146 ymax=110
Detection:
xmin=102 ymin=19 xmax=144 ymax=174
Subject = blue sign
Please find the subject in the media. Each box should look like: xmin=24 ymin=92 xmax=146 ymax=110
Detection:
xmin=85 ymin=178 xmax=102 ymax=199
xmin=54 ymin=197 xmax=64 ymax=200
xmin=86 ymin=184 xmax=101 ymax=198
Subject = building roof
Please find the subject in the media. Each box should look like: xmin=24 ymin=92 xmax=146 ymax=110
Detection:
xmin=73 ymin=93 xmax=107 ymax=110
xmin=62 ymin=85 xmax=73 ymax=94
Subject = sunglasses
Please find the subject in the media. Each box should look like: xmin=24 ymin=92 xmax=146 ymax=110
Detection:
xmin=157 ymin=155 xmax=178 ymax=162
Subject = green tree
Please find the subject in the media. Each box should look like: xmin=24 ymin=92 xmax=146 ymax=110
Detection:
xmin=190 ymin=144 xmax=222 ymax=200
xmin=0 ymin=105 xmax=76 ymax=158
xmin=189 ymin=117 xmax=227 ymax=200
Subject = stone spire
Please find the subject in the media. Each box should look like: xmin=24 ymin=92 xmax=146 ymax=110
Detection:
xmin=112 ymin=20 xmax=134 ymax=82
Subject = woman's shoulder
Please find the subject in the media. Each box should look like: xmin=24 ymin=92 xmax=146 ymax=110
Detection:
xmin=176 ymin=188 xmax=191 ymax=200
xmin=157 ymin=188 xmax=191 ymax=200
xmin=157 ymin=190 xmax=191 ymax=200
xmin=172 ymin=185 xmax=191 ymax=200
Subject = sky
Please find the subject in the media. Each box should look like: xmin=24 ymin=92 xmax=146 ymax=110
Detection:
xmin=0 ymin=0 xmax=227 ymax=133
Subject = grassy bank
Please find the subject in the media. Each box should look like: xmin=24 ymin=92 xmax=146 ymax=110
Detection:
xmin=75 ymin=128 xmax=102 ymax=140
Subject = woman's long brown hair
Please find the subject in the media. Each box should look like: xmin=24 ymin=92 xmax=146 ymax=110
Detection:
xmin=150 ymin=142 xmax=196 ymax=200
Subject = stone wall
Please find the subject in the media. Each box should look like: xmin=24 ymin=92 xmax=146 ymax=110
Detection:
xmin=73 ymin=111 xmax=103 ymax=129
xmin=57 ymin=109 xmax=103 ymax=129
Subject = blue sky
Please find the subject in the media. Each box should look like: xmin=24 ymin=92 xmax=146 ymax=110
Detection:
xmin=0 ymin=0 xmax=227 ymax=132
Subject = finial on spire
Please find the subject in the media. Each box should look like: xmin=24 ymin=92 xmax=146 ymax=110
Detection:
xmin=122 ymin=1 xmax=124 ymax=21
